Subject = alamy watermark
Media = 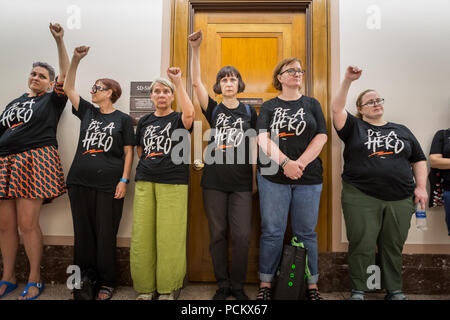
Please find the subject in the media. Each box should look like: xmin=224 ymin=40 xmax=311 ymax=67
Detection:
xmin=66 ymin=265 xmax=81 ymax=290
xmin=366 ymin=265 xmax=381 ymax=290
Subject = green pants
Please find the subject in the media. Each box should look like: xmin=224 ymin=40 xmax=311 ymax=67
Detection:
xmin=341 ymin=181 xmax=415 ymax=292
xmin=130 ymin=181 xmax=188 ymax=294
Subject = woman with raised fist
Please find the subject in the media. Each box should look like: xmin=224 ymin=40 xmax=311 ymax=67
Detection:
xmin=331 ymin=66 xmax=428 ymax=300
xmin=0 ymin=23 xmax=69 ymax=300
xmin=188 ymin=29 xmax=257 ymax=301
xmin=63 ymin=46 xmax=135 ymax=300
xmin=130 ymin=67 xmax=195 ymax=300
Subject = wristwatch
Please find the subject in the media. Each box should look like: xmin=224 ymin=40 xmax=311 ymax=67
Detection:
xmin=120 ymin=178 xmax=129 ymax=184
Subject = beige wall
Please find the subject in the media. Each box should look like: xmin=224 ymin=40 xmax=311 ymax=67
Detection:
xmin=2 ymin=0 xmax=449 ymax=254
xmin=0 ymin=0 xmax=166 ymax=246
xmin=330 ymin=0 xmax=450 ymax=253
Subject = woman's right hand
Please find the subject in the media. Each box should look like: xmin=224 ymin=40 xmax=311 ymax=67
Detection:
xmin=188 ymin=30 xmax=203 ymax=48
xmin=345 ymin=66 xmax=362 ymax=82
xmin=73 ymin=46 xmax=90 ymax=60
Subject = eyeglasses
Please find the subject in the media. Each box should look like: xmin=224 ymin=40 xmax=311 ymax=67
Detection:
xmin=91 ymin=85 xmax=109 ymax=94
xmin=361 ymin=98 xmax=385 ymax=108
xmin=279 ymin=68 xmax=306 ymax=77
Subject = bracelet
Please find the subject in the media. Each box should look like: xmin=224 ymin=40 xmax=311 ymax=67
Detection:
xmin=120 ymin=178 xmax=129 ymax=184
xmin=280 ymin=157 xmax=290 ymax=169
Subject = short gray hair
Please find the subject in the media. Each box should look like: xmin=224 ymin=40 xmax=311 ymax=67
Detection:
xmin=32 ymin=62 xmax=56 ymax=81
xmin=150 ymin=77 xmax=175 ymax=94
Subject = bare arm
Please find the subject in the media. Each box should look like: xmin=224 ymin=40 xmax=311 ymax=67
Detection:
xmin=257 ymin=132 xmax=302 ymax=180
xmin=114 ymin=145 xmax=134 ymax=199
xmin=137 ymin=146 xmax=143 ymax=159
xmin=63 ymin=46 xmax=90 ymax=111
xmin=188 ymin=30 xmax=209 ymax=110
xmin=412 ymin=160 xmax=429 ymax=210
xmin=167 ymin=67 xmax=195 ymax=130
xmin=331 ymin=66 xmax=362 ymax=131
xmin=429 ymin=154 xmax=450 ymax=169
xmin=250 ymin=136 xmax=258 ymax=194
xmin=49 ymin=23 xmax=70 ymax=82
xmin=296 ymin=133 xmax=328 ymax=170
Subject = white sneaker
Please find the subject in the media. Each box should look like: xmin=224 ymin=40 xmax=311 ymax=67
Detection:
xmin=136 ymin=291 xmax=157 ymax=300
xmin=158 ymin=289 xmax=181 ymax=300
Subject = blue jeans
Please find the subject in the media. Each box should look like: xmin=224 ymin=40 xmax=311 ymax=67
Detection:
xmin=257 ymin=173 xmax=322 ymax=284
xmin=444 ymin=191 xmax=450 ymax=236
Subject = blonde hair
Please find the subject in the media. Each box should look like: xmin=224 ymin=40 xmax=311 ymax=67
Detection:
xmin=355 ymin=89 xmax=376 ymax=119
xmin=150 ymin=77 xmax=175 ymax=94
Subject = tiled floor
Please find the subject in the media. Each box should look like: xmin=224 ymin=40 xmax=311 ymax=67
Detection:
xmin=1 ymin=283 xmax=449 ymax=300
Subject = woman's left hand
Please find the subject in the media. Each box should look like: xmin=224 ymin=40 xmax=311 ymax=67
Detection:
xmin=252 ymin=179 xmax=258 ymax=195
xmin=414 ymin=186 xmax=428 ymax=210
xmin=49 ymin=23 xmax=64 ymax=41
xmin=114 ymin=181 xmax=127 ymax=199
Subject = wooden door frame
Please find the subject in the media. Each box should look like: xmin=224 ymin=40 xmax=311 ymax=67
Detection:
xmin=170 ymin=0 xmax=332 ymax=252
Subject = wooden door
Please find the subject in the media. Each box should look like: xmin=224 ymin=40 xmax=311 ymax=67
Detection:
xmin=171 ymin=0 xmax=330 ymax=283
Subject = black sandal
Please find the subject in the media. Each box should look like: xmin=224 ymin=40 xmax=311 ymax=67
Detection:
xmin=306 ymin=288 xmax=323 ymax=300
xmin=256 ymin=287 xmax=272 ymax=300
xmin=97 ymin=286 xmax=114 ymax=300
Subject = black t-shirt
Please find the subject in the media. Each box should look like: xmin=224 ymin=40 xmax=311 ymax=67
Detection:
xmin=201 ymin=96 xmax=257 ymax=192
xmin=66 ymin=97 xmax=135 ymax=192
xmin=0 ymin=81 xmax=68 ymax=156
xmin=336 ymin=112 xmax=426 ymax=201
xmin=135 ymin=111 xmax=191 ymax=185
xmin=430 ymin=129 xmax=450 ymax=190
xmin=256 ymin=95 xmax=328 ymax=185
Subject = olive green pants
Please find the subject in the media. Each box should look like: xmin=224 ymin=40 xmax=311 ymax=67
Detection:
xmin=341 ymin=181 xmax=415 ymax=292
xmin=130 ymin=181 xmax=188 ymax=294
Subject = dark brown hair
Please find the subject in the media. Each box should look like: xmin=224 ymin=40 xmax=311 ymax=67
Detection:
xmin=213 ymin=66 xmax=245 ymax=94
xmin=97 ymin=78 xmax=122 ymax=103
xmin=355 ymin=89 xmax=376 ymax=119
xmin=272 ymin=57 xmax=303 ymax=91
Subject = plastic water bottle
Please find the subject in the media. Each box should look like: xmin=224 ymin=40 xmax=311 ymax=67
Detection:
xmin=415 ymin=203 xmax=428 ymax=231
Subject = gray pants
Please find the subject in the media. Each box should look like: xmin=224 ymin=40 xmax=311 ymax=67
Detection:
xmin=203 ymin=189 xmax=253 ymax=290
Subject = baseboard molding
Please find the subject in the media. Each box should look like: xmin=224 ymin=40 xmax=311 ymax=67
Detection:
xmin=1 ymin=245 xmax=449 ymax=294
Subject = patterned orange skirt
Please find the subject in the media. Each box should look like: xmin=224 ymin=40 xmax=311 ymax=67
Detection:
xmin=0 ymin=145 xmax=66 ymax=202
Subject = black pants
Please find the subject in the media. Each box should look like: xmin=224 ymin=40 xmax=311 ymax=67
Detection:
xmin=203 ymin=189 xmax=253 ymax=290
xmin=68 ymin=185 xmax=124 ymax=287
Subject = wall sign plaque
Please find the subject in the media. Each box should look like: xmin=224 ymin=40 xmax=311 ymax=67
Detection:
xmin=130 ymin=81 xmax=152 ymax=97
xmin=130 ymin=97 xmax=155 ymax=112
xmin=130 ymin=81 xmax=153 ymax=125
xmin=130 ymin=111 xmax=150 ymax=126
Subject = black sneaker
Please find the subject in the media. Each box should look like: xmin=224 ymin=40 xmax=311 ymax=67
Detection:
xmin=213 ymin=287 xmax=231 ymax=300
xmin=256 ymin=287 xmax=272 ymax=300
xmin=231 ymin=289 xmax=249 ymax=300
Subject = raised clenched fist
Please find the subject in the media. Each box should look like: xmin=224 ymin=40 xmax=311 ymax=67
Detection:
xmin=188 ymin=30 xmax=203 ymax=48
xmin=49 ymin=23 xmax=64 ymax=40
xmin=74 ymin=46 xmax=90 ymax=60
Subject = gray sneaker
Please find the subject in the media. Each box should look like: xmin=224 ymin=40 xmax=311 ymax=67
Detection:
xmin=158 ymin=289 xmax=181 ymax=300
xmin=350 ymin=290 xmax=365 ymax=300
xmin=385 ymin=290 xmax=408 ymax=300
